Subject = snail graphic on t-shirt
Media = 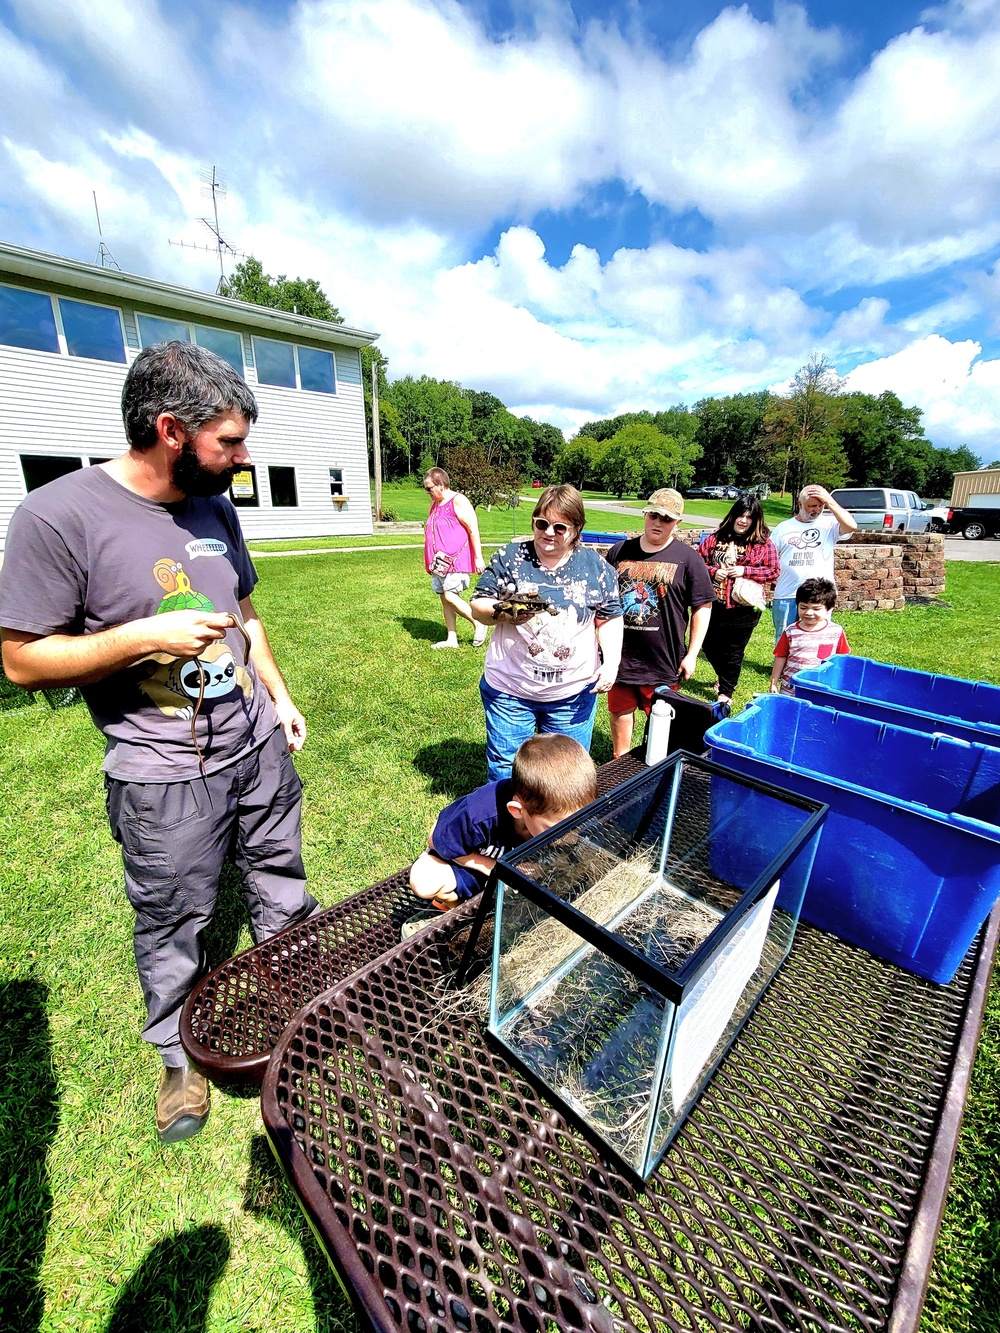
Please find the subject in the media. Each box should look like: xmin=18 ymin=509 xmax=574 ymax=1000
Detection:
xmin=136 ymin=556 xmax=251 ymax=719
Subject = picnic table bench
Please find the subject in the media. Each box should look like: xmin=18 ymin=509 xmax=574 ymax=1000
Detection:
xmin=181 ymin=753 xmax=998 ymax=1332
xmin=180 ymin=753 xmax=645 ymax=1085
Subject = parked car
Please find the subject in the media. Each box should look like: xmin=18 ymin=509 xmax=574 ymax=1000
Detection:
xmin=922 ymin=503 xmax=952 ymax=532
xmin=829 ymin=487 xmax=931 ymax=533
xmin=944 ymin=506 xmax=1000 ymax=540
xmin=685 ymin=484 xmax=741 ymax=500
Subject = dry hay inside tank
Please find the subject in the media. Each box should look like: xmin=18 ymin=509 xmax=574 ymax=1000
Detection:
xmin=496 ymin=877 xmax=724 ymax=1164
xmin=442 ymin=852 xmax=723 ymax=1024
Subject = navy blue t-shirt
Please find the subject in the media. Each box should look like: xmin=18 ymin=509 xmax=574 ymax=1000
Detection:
xmin=431 ymin=779 xmax=518 ymax=865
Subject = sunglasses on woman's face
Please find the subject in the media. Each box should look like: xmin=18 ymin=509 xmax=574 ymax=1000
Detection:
xmin=532 ymin=518 xmax=571 ymax=535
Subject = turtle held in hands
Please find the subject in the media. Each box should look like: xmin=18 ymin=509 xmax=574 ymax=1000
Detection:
xmin=492 ymin=578 xmax=559 ymax=620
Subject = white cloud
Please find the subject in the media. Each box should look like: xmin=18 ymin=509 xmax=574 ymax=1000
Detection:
xmin=845 ymin=336 xmax=1000 ymax=457
xmin=3 ymin=0 xmax=1000 ymax=457
xmin=8 ymin=0 xmax=202 ymax=124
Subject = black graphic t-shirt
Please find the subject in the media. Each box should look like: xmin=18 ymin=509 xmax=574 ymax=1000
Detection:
xmin=605 ymin=537 xmax=715 ymax=685
xmin=0 ymin=466 xmax=277 ymax=781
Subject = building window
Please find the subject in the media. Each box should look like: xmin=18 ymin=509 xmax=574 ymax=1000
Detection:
xmin=137 ymin=314 xmax=190 ymax=347
xmin=59 ymin=298 xmax=126 ymax=363
xmin=229 ymin=466 xmax=259 ymax=507
xmin=193 ymin=325 xmax=244 ymax=375
xmin=251 ymin=337 xmax=338 ymax=392
xmin=20 ymin=455 xmax=83 ymax=492
xmin=0 ymin=284 xmax=59 ymax=353
xmin=88 ymin=457 xmax=114 ymax=466
xmin=253 ymin=337 xmax=297 ymax=388
xmin=329 ymin=467 xmax=344 ymax=497
xmin=298 ymin=345 xmax=336 ymax=394
xmin=268 ymin=466 xmax=298 ymax=507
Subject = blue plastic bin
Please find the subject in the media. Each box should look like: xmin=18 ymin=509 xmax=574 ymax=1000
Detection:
xmin=792 ymin=655 xmax=1000 ymax=749
xmin=705 ymin=694 xmax=1000 ymax=983
xmin=581 ymin=531 xmax=626 ymax=545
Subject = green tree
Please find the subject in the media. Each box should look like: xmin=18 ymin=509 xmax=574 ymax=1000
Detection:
xmin=924 ymin=445 xmax=982 ymax=498
xmin=385 ymin=376 xmax=474 ymax=475
xmin=358 ymin=346 xmax=411 ymax=481
xmin=765 ymin=356 xmax=847 ymax=496
xmin=692 ymin=392 xmax=771 ymax=486
xmin=553 ymin=438 xmax=600 ymax=489
xmin=219 ymin=256 xmax=342 ymax=322
xmin=596 ymin=424 xmax=693 ymax=498
xmin=444 ymin=446 xmax=521 ymax=511
xmin=517 ymin=418 xmax=564 ymax=481
xmin=837 ymin=391 xmax=929 ymax=489
xmin=578 ymin=410 xmax=657 ymax=443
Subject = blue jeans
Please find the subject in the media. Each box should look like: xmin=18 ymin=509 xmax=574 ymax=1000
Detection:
xmin=772 ymin=597 xmax=797 ymax=642
xmin=479 ymin=677 xmax=599 ymax=782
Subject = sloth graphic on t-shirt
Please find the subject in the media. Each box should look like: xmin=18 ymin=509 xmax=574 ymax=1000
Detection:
xmin=137 ymin=555 xmax=252 ymax=719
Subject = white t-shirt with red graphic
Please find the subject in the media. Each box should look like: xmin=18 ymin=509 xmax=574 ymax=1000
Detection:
xmin=774 ymin=618 xmax=850 ymax=693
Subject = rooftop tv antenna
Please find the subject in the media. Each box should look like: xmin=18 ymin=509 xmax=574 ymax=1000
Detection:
xmin=93 ymin=192 xmax=121 ymax=270
xmin=169 ymin=165 xmax=244 ymax=291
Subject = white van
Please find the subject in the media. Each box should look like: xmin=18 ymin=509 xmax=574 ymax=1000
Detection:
xmin=830 ymin=488 xmax=931 ymax=533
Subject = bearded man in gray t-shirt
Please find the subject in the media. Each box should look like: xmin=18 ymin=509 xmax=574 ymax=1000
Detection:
xmin=0 ymin=341 xmax=317 ymax=1144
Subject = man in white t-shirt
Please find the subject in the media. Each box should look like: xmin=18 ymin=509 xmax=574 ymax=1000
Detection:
xmin=770 ymin=485 xmax=857 ymax=639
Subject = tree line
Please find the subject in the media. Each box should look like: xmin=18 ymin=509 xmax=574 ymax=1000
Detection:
xmin=568 ymin=357 xmax=980 ymax=499
xmin=222 ymin=259 xmax=982 ymax=506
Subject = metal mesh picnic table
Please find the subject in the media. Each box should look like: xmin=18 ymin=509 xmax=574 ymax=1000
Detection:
xmin=181 ymin=753 xmax=648 ymax=1085
xmin=260 ymin=874 xmax=998 ymax=1333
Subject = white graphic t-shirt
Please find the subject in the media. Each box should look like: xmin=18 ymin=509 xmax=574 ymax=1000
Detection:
xmin=771 ymin=513 xmax=849 ymax=600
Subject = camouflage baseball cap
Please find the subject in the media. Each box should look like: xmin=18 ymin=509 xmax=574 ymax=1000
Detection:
xmin=643 ymin=488 xmax=684 ymax=520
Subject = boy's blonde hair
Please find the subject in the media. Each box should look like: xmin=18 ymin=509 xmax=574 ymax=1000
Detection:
xmin=511 ymin=734 xmax=598 ymax=816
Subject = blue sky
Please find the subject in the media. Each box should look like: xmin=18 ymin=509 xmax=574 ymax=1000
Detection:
xmin=2 ymin=0 xmax=1000 ymax=455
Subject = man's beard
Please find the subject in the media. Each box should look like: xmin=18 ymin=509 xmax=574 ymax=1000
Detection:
xmin=172 ymin=439 xmax=239 ymax=498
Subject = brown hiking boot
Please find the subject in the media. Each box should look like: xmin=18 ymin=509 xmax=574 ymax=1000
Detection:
xmin=156 ymin=1064 xmax=210 ymax=1144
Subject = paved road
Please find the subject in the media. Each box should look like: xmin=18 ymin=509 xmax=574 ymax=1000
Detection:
xmin=942 ymin=535 xmax=1000 ymax=561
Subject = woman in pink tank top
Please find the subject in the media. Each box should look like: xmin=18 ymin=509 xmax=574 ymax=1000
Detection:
xmin=423 ymin=467 xmax=487 ymax=649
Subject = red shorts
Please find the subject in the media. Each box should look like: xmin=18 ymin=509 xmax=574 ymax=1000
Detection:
xmin=607 ymin=681 xmax=677 ymax=716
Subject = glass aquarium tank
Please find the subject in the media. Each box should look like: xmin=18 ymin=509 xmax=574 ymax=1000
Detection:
xmin=487 ymin=753 xmax=826 ymax=1179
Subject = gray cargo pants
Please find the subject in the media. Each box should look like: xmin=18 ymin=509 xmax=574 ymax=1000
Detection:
xmin=105 ymin=726 xmax=317 ymax=1066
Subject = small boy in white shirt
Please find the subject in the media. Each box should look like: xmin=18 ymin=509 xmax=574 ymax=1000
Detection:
xmin=770 ymin=577 xmax=849 ymax=695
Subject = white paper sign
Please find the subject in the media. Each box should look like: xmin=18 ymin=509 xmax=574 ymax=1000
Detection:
xmin=667 ymin=882 xmax=779 ymax=1112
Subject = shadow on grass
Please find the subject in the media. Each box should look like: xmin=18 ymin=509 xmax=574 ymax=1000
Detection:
xmin=396 ymin=615 xmax=446 ymax=644
xmin=413 ymin=737 xmax=487 ymax=798
xmin=104 ymin=1224 xmax=229 ymax=1333
xmin=0 ymin=977 xmax=58 ymax=1332
xmin=243 ymin=1135 xmax=353 ymax=1333
xmin=0 ymin=667 xmax=37 ymax=713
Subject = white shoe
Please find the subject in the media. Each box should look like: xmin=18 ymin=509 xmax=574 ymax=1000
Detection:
xmin=472 ymin=626 xmax=489 ymax=648
xmin=431 ymin=639 xmax=459 ymax=649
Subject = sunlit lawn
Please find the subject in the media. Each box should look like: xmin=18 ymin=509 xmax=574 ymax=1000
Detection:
xmin=1 ymin=554 xmax=998 ymax=1331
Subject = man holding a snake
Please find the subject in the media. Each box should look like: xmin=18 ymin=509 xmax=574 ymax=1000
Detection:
xmin=0 ymin=341 xmax=316 ymax=1144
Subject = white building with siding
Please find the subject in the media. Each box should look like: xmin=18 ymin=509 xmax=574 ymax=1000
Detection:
xmin=0 ymin=241 xmax=378 ymax=550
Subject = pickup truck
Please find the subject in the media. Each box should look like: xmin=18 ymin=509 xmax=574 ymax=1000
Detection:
xmin=944 ymin=506 xmax=1000 ymax=539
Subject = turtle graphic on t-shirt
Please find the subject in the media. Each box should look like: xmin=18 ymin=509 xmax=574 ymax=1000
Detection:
xmin=137 ymin=557 xmax=248 ymax=718
xmin=152 ymin=557 xmax=214 ymax=613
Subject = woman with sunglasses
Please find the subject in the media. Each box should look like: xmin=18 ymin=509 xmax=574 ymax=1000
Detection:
xmin=696 ymin=495 xmax=779 ymax=705
xmin=471 ymin=485 xmax=623 ymax=781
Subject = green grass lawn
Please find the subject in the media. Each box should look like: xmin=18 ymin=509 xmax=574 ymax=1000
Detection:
xmin=2 ymin=556 xmax=998 ymax=1331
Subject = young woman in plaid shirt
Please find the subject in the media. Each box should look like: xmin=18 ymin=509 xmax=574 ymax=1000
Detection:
xmin=697 ymin=497 xmax=779 ymax=705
